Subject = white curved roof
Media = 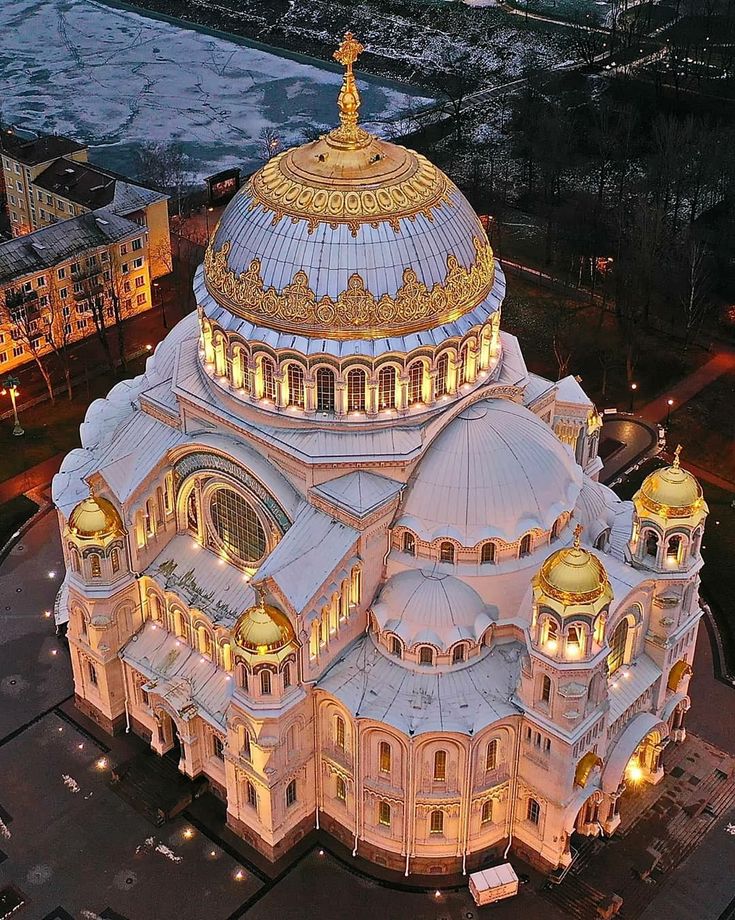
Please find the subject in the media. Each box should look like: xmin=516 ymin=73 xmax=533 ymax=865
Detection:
xmin=210 ymin=185 xmax=485 ymax=302
xmin=372 ymin=568 xmax=489 ymax=651
xmin=574 ymin=476 xmax=618 ymax=543
xmin=398 ymin=399 xmax=582 ymax=545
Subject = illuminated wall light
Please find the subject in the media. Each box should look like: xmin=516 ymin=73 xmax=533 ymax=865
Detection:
xmin=546 ymin=639 xmax=558 ymax=653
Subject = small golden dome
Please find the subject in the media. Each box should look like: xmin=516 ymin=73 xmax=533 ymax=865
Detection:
xmin=235 ymin=596 xmax=295 ymax=654
xmin=536 ymin=525 xmax=612 ymax=605
xmin=638 ymin=446 xmax=704 ymax=516
xmin=68 ymin=495 xmax=122 ymax=538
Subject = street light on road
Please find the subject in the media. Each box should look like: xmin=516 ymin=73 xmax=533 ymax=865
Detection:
xmin=666 ymin=398 xmax=674 ymax=428
xmin=1 ymin=376 xmax=24 ymax=436
xmin=205 ymin=206 xmax=214 ymax=238
xmin=629 ymin=382 xmax=638 ymax=413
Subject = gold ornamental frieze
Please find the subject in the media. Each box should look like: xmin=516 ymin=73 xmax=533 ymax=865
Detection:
xmin=203 ymin=237 xmax=495 ymax=340
xmin=249 ymin=152 xmax=453 ymax=236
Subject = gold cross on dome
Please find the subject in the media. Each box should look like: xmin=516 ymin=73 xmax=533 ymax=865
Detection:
xmin=334 ymin=32 xmax=364 ymax=72
xmin=673 ymin=444 xmax=683 ymax=468
xmin=573 ymin=523 xmax=584 ymax=548
xmin=331 ymin=33 xmax=368 ymax=148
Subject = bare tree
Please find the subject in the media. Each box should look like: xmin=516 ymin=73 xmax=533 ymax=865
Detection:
xmin=135 ymin=141 xmax=193 ymax=217
xmin=678 ymin=238 xmax=715 ymax=351
xmin=258 ymin=127 xmax=282 ymax=162
xmin=0 ymin=284 xmax=55 ymax=402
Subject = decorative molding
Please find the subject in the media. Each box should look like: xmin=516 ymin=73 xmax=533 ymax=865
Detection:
xmin=203 ymin=238 xmax=495 ymax=340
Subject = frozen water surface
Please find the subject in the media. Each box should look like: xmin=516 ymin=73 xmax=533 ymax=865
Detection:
xmin=0 ymin=0 xmax=432 ymax=179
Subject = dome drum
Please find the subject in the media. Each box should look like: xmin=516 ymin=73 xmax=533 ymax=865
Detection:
xmin=67 ymin=493 xmax=124 ymax=540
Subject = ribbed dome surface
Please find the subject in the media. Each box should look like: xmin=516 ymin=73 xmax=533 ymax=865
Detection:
xmin=372 ymin=569 xmax=489 ymax=651
xmin=234 ymin=601 xmax=295 ymax=653
xmin=537 ymin=544 xmax=611 ymax=603
xmin=398 ymin=399 xmax=582 ymax=545
xmin=68 ymin=495 xmax=122 ymax=537
xmin=639 ymin=461 xmax=702 ymax=512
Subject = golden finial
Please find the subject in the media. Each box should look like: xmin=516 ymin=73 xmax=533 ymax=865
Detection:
xmin=573 ymin=523 xmax=583 ymax=549
xmin=331 ymin=32 xmax=368 ymax=149
xmin=254 ymin=583 xmax=267 ymax=609
xmin=673 ymin=444 xmax=682 ymax=469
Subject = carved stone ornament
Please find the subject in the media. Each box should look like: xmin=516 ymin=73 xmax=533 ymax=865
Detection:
xmin=203 ymin=237 xmax=495 ymax=340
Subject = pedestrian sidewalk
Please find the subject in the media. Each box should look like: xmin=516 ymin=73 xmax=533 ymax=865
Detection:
xmin=640 ymin=351 xmax=735 ymax=425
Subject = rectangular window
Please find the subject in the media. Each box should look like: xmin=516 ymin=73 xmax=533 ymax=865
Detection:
xmin=124 ymin=280 xmax=131 ymax=293
xmin=46 ymin=194 xmax=53 ymax=204
xmin=122 ymin=262 xmax=129 ymax=274
xmin=9 ymin=195 xmax=15 ymax=206
xmin=56 ymin=198 xmax=64 ymax=209
xmin=213 ymin=735 xmax=224 ymax=760
xmin=286 ymin=780 xmax=297 ymax=808
xmin=527 ymin=799 xmax=540 ymax=825
xmin=120 ymin=243 xmax=128 ymax=255
xmin=136 ymin=294 xmax=146 ymax=306
xmin=71 ymin=262 xmax=80 ymax=274
xmin=378 ymin=801 xmax=391 ymax=827
xmin=133 ymin=257 xmax=143 ymax=269
xmin=76 ymin=319 xmax=87 ymax=330
xmin=16 ymin=180 xmax=23 ymax=192
xmin=60 ymin=288 xmax=68 ymax=300
xmin=0 ymin=354 xmax=7 ymax=364
xmin=12 ymin=345 xmax=23 ymax=358
xmin=135 ymin=275 xmax=145 ymax=288
xmin=88 ymin=662 xmax=98 ymax=686
xmin=39 ymin=208 xmax=46 ymax=220
xmin=36 ymin=276 xmax=46 ymax=288
xmin=57 ymin=266 xmax=66 ymax=280
xmin=101 ymin=251 xmax=109 ymax=262
xmin=132 ymin=237 xmax=142 ymax=251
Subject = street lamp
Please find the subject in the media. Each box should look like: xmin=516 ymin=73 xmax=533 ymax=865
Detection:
xmin=205 ymin=206 xmax=214 ymax=237
xmin=629 ymin=382 xmax=637 ymax=413
xmin=1 ymin=376 xmax=23 ymax=436
xmin=666 ymin=398 xmax=674 ymax=428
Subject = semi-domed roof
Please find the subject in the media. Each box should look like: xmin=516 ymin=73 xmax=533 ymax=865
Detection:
xmin=534 ymin=525 xmax=613 ymax=608
xmin=202 ymin=34 xmax=494 ymax=341
xmin=68 ymin=494 xmax=122 ymax=538
xmin=398 ymin=399 xmax=582 ymax=545
xmin=372 ymin=569 xmax=490 ymax=651
xmin=636 ymin=446 xmax=706 ymax=518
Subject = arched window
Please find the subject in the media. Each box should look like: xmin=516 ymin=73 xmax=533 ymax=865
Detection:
xmin=541 ymin=674 xmax=552 ymax=703
xmin=150 ymin=595 xmax=163 ymax=622
xmin=433 ymin=749 xmax=447 ymax=781
xmin=519 ymin=534 xmax=532 ymax=557
xmin=430 ymin=810 xmax=444 ymax=834
xmin=88 ymin=661 xmax=98 ymax=686
xmin=287 ymin=363 xmax=305 ymax=408
xmin=644 ymin=530 xmax=659 ymax=559
xmin=379 ymin=741 xmax=391 ymax=774
xmin=419 ymin=646 xmax=434 ymax=666
xmin=594 ymin=614 xmax=606 ymax=645
xmin=347 ymin=368 xmax=366 ymax=412
xmin=543 ymin=618 xmax=558 ymax=649
xmin=481 ymin=800 xmax=493 ymax=824
xmin=90 ymin=553 xmax=101 ymax=578
xmin=287 ymin=725 xmax=297 ymax=753
xmin=145 ymin=499 xmax=155 ymax=536
xmin=246 ymin=780 xmax=257 ymax=809
xmin=440 ymin=541 xmax=455 ymax=564
xmin=566 ymin=625 xmax=583 ymax=657
xmin=70 ymin=547 xmax=81 ymax=574
xmin=350 ymin=567 xmax=362 ymax=605
xmin=110 ymin=548 xmax=120 ymax=574
xmin=408 ymin=362 xmax=424 ymax=405
xmin=391 ymin=636 xmax=403 ymax=658
xmin=452 ymin=644 xmax=465 ymax=664
xmin=260 ymin=670 xmax=272 ymax=695
xmin=458 ymin=344 xmax=469 ymax=385
xmin=595 ymin=530 xmax=609 ymax=551
xmin=692 ymin=527 xmax=703 ymax=556
xmin=336 ymin=775 xmax=347 ymax=802
xmin=316 ymin=367 xmax=335 ymax=412
xmin=527 ymin=798 xmax=541 ymax=825
xmin=403 ymin=532 xmax=416 ymax=556
xmin=551 ymin=517 xmax=563 ymax=540
xmin=486 ymin=739 xmax=498 ymax=772
xmin=667 ymin=535 xmax=683 ymax=562
xmin=285 ymin=779 xmax=297 ymax=807
xmin=481 ymin=542 xmax=496 ymax=565
xmin=378 ymin=366 xmax=396 ymax=409
xmin=242 ymin=728 xmax=252 ymax=761
xmin=261 ymin=358 xmax=276 ymax=401
xmin=435 ymin=353 xmax=449 ymax=398
xmin=282 ymin=663 xmax=291 ymax=690
xmin=607 ymin=620 xmax=628 ymax=675
xmin=378 ymin=801 xmax=391 ymax=827
xmin=336 ymin=716 xmax=345 ymax=749
xmin=199 ymin=627 xmax=213 ymax=659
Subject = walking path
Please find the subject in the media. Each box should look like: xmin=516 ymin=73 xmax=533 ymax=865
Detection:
xmin=639 ymin=350 xmax=735 ymax=426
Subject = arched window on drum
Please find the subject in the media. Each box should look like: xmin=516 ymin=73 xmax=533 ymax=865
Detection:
xmin=378 ymin=366 xmax=396 ymax=410
xmin=347 ymin=369 xmax=366 ymax=412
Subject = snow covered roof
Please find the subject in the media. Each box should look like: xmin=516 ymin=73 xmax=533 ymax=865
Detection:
xmin=574 ymin=477 xmax=619 ymax=543
xmin=524 ymin=373 xmax=555 ymax=406
xmin=555 ymin=375 xmax=593 ymax=407
xmin=146 ymin=534 xmax=256 ymax=627
xmin=311 ymin=471 xmax=404 ymax=518
xmin=398 ymin=398 xmax=582 ymax=545
xmin=318 ymin=636 xmax=522 ymax=736
xmin=256 ymin=504 xmax=359 ymax=614
xmin=372 ymin=569 xmax=491 ymax=650
xmin=607 ymin=654 xmax=661 ymax=723
xmin=122 ymin=621 xmax=232 ymax=730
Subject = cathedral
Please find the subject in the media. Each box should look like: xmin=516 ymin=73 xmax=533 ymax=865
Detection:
xmin=53 ymin=35 xmax=706 ymax=875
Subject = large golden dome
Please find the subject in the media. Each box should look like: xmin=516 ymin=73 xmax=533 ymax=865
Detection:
xmin=68 ymin=494 xmax=122 ymax=538
xmin=202 ymin=34 xmax=495 ymax=341
xmin=535 ymin=525 xmax=612 ymax=606
xmin=637 ymin=446 xmax=705 ymax=517
xmin=235 ymin=596 xmax=295 ymax=653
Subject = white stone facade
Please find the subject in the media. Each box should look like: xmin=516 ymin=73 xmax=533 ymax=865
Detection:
xmin=53 ymin=95 xmax=705 ymax=874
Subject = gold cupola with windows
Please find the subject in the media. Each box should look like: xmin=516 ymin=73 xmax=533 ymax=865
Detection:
xmin=634 ymin=445 xmax=707 ymax=523
xmin=533 ymin=524 xmax=613 ymax=615
xmin=234 ymin=588 xmax=296 ymax=655
xmin=68 ymin=491 xmax=123 ymax=539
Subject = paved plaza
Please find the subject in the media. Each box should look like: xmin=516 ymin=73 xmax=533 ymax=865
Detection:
xmin=1 ymin=511 xmax=734 ymax=920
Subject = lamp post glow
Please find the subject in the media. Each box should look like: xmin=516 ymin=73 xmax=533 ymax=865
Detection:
xmin=1 ymin=376 xmax=23 ymax=436
xmin=629 ymin=382 xmax=637 ymax=413
xmin=666 ymin=398 xmax=674 ymax=428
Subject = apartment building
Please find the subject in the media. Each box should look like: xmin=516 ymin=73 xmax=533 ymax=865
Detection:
xmin=0 ymin=208 xmax=153 ymax=372
xmin=1 ymin=129 xmax=171 ymax=279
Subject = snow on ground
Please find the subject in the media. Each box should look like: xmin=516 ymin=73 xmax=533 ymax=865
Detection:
xmin=0 ymin=0 xmax=432 ymax=180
